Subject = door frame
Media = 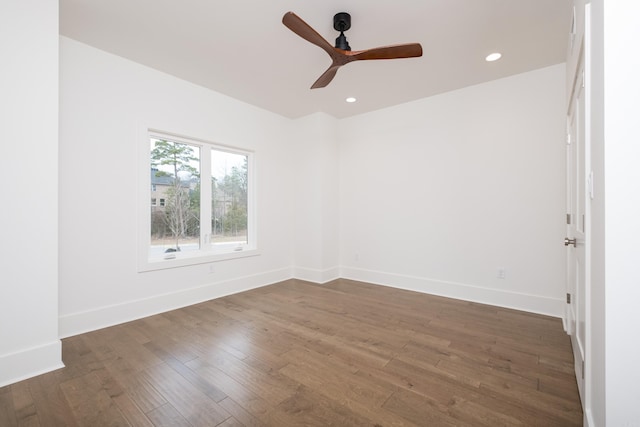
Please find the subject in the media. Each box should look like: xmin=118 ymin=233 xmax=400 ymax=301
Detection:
xmin=565 ymin=2 xmax=592 ymax=416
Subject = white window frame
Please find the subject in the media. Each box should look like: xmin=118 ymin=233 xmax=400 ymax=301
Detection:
xmin=138 ymin=128 xmax=258 ymax=272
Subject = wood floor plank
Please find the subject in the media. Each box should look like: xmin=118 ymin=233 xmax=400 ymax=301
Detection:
xmin=96 ymin=353 xmax=167 ymax=414
xmin=0 ymin=386 xmax=18 ymax=427
xmin=217 ymin=416 xmax=245 ymax=427
xmin=434 ymin=353 xmax=538 ymax=391
xmin=186 ymin=360 xmax=300 ymax=426
xmin=279 ymin=353 xmax=421 ymax=427
xmin=143 ymin=340 xmax=228 ymax=403
xmin=279 ymin=349 xmax=392 ymax=407
xmin=145 ymin=403 xmax=191 ymax=427
xmin=218 ymin=397 xmax=268 ymax=427
xmin=445 ymin=395 xmax=525 ymax=427
xmin=3 ymin=279 xmax=582 ymax=426
xmin=59 ymin=372 xmax=130 ymax=426
xmin=25 ymin=373 xmax=79 ymax=427
xmin=10 ymin=382 xmax=40 ymax=427
xmin=275 ymin=384 xmax=374 ymax=427
xmin=111 ymin=393 xmax=154 ymax=427
xmin=140 ymin=363 xmax=230 ymax=427
xmin=478 ymin=379 xmax=583 ymax=424
xmin=382 ymin=388 xmax=468 ymax=427
xmin=198 ymin=354 xmax=297 ymax=407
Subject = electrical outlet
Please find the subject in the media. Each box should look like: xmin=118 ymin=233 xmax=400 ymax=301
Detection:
xmin=497 ymin=268 xmax=506 ymax=279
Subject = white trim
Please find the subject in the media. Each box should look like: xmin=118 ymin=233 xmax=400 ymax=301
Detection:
xmin=59 ymin=267 xmax=292 ymax=338
xmin=293 ymin=266 xmax=340 ymax=284
xmin=583 ymin=3 xmax=594 ymax=422
xmin=58 ymin=263 xmax=566 ymax=344
xmin=139 ymin=127 xmax=257 ymax=272
xmin=0 ymin=341 xmax=64 ymax=387
xmin=585 ymin=410 xmax=594 ymax=427
xmin=60 ymin=265 xmax=566 ymax=340
xmin=140 ymin=248 xmax=261 ymax=272
xmin=340 ymin=267 xmax=564 ymax=318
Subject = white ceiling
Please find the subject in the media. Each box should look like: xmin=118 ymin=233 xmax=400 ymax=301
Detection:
xmin=59 ymin=0 xmax=572 ymax=119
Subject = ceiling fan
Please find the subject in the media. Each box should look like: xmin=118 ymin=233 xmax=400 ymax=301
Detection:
xmin=282 ymin=11 xmax=423 ymax=89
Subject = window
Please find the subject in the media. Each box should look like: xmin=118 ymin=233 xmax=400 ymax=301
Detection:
xmin=140 ymin=130 xmax=256 ymax=270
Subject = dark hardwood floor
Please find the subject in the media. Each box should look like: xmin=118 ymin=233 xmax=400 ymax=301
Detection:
xmin=0 ymin=279 xmax=583 ymax=426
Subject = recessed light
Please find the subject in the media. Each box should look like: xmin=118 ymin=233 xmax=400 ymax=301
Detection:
xmin=485 ymin=52 xmax=502 ymax=62
xmin=345 ymin=97 xmax=357 ymax=103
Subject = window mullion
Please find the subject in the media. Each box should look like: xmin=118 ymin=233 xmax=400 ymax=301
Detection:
xmin=200 ymin=146 xmax=212 ymax=248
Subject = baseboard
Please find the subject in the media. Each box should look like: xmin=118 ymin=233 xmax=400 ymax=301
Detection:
xmin=59 ymin=265 xmax=564 ymax=338
xmin=340 ymin=266 xmax=564 ymax=318
xmin=0 ymin=340 xmax=64 ymax=387
xmin=584 ymin=410 xmax=593 ymax=427
xmin=59 ymin=267 xmax=292 ymax=338
xmin=293 ymin=266 xmax=340 ymax=284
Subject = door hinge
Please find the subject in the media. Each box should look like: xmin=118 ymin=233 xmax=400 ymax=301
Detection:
xmin=582 ymin=70 xmax=586 ymax=88
xmin=566 ymin=213 xmax=572 ymax=225
xmin=566 ymin=293 xmax=571 ymax=304
xmin=582 ymin=360 xmax=585 ymax=379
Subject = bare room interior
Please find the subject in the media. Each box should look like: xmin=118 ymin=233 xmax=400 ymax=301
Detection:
xmin=1 ymin=1 xmax=639 ymax=426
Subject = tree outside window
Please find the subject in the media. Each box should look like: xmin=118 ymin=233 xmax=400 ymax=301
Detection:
xmin=150 ymin=139 xmax=200 ymax=253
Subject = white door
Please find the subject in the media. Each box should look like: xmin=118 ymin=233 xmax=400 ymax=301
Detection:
xmin=566 ymin=43 xmax=589 ymax=406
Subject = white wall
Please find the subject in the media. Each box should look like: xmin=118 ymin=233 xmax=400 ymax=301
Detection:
xmin=0 ymin=0 xmax=63 ymax=386
xmin=58 ymin=37 xmax=295 ymax=337
xmin=291 ymin=113 xmax=340 ymax=283
xmin=338 ymin=65 xmax=567 ymax=317
xmin=600 ymin=2 xmax=640 ymax=425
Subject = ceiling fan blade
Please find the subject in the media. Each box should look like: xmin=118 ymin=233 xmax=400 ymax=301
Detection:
xmin=349 ymin=43 xmax=423 ymax=61
xmin=282 ymin=12 xmax=335 ymax=57
xmin=311 ymin=65 xmax=341 ymax=89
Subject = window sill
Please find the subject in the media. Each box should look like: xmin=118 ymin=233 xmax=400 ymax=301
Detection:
xmin=139 ymin=248 xmax=260 ymax=272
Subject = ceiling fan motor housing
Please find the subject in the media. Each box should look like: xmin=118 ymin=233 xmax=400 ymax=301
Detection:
xmin=333 ymin=12 xmax=351 ymax=50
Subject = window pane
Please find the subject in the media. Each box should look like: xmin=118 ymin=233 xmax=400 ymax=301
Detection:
xmin=211 ymin=150 xmax=248 ymax=249
xmin=149 ymin=138 xmax=201 ymax=257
